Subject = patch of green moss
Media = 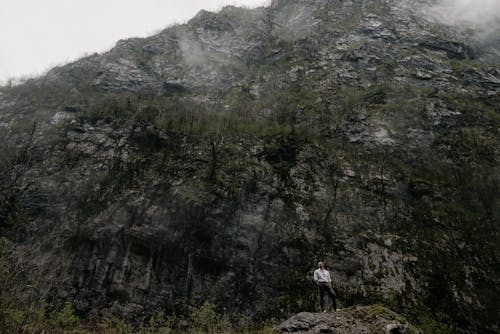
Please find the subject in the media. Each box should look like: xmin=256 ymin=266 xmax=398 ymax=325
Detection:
xmin=350 ymin=304 xmax=406 ymax=322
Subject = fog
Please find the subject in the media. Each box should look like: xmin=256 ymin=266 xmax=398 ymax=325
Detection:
xmin=2 ymin=0 xmax=498 ymax=83
xmin=0 ymin=0 xmax=268 ymax=83
xmin=424 ymin=0 xmax=500 ymax=40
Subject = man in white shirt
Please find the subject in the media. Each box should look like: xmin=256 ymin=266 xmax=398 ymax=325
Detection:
xmin=313 ymin=261 xmax=338 ymax=312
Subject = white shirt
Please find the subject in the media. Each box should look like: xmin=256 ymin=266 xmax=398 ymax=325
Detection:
xmin=314 ymin=268 xmax=332 ymax=283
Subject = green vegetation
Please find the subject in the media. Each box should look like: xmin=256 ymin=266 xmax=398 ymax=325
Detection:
xmin=344 ymin=305 xmax=421 ymax=334
xmin=0 ymin=11 xmax=498 ymax=333
xmin=0 ymin=286 xmax=278 ymax=334
xmin=0 ymin=122 xmax=37 ymax=234
xmin=412 ymin=311 xmax=454 ymax=334
xmin=1 ymin=76 xmax=498 ymax=332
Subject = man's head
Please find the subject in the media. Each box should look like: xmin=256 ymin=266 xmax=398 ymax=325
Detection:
xmin=318 ymin=261 xmax=325 ymax=269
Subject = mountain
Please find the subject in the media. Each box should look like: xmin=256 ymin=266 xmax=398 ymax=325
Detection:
xmin=0 ymin=0 xmax=499 ymax=333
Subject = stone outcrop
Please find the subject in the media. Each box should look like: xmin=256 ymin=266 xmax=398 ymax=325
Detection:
xmin=277 ymin=307 xmax=419 ymax=334
xmin=0 ymin=0 xmax=498 ymax=332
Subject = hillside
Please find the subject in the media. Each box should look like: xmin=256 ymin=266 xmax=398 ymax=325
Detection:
xmin=0 ymin=0 xmax=499 ymax=333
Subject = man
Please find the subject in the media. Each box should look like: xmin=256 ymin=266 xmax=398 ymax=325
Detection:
xmin=313 ymin=261 xmax=338 ymax=312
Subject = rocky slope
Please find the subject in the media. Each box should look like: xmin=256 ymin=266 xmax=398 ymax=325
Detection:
xmin=277 ymin=306 xmax=420 ymax=334
xmin=0 ymin=0 xmax=499 ymax=333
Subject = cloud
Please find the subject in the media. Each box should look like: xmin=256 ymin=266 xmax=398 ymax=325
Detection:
xmin=423 ymin=0 xmax=500 ymax=40
xmin=0 ymin=0 xmax=268 ymax=82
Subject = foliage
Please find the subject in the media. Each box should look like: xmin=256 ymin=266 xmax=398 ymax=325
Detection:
xmin=412 ymin=311 xmax=454 ymax=334
xmin=189 ymin=302 xmax=231 ymax=334
xmin=0 ymin=288 xmax=278 ymax=334
xmin=0 ymin=10 xmax=498 ymax=333
xmin=0 ymin=123 xmax=36 ymax=234
xmin=343 ymin=305 xmax=422 ymax=334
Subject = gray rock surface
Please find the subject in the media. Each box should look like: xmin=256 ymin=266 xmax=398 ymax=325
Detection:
xmin=0 ymin=0 xmax=498 ymax=332
xmin=277 ymin=307 xmax=418 ymax=334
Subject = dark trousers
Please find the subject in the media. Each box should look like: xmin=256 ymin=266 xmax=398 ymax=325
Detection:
xmin=317 ymin=282 xmax=337 ymax=311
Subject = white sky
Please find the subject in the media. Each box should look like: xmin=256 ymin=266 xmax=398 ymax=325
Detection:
xmin=0 ymin=0 xmax=268 ymax=82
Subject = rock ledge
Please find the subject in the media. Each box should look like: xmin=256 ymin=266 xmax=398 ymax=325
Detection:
xmin=277 ymin=306 xmax=420 ymax=334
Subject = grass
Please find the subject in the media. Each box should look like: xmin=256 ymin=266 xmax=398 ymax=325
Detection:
xmin=0 ymin=299 xmax=279 ymax=334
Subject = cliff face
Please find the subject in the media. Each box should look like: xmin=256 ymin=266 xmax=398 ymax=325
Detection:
xmin=0 ymin=0 xmax=499 ymax=332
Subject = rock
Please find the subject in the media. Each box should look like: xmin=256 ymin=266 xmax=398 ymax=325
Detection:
xmin=63 ymin=106 xmax=81 ymax=113
xmin=418 ymin=39 xmax=474 ymax=60
xmin=277 ymin=312 xmax=317 ymax=332
xmin=385 ymin=323 xmax=407 ymax=334
xmin=414 ymin=70 xmax=433 ymax=80
xmin=0 ymin=0 xmax=498 ymax=332
xmin=51 ymin=111 xmax=76 ymax=125
xmin=277 ymin=307 xmax=419 ymax=334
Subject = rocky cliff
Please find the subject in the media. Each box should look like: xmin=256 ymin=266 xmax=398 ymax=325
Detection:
xmin=0 ymin=0 xmax=499 ymax=333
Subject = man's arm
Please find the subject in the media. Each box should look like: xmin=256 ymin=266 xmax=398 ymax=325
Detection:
xmin=313 ymin=270 xmax=319 ymax=282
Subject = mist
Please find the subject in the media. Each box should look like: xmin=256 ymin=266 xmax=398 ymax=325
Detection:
xmin=0 ymin=0 xmax=268 ymax=83
xmin=424 ymin=0 xmax=500 ymax=40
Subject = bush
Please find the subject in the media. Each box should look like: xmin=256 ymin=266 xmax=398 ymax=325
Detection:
xmin=190 ymin=302 xmax=231 ymax=334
